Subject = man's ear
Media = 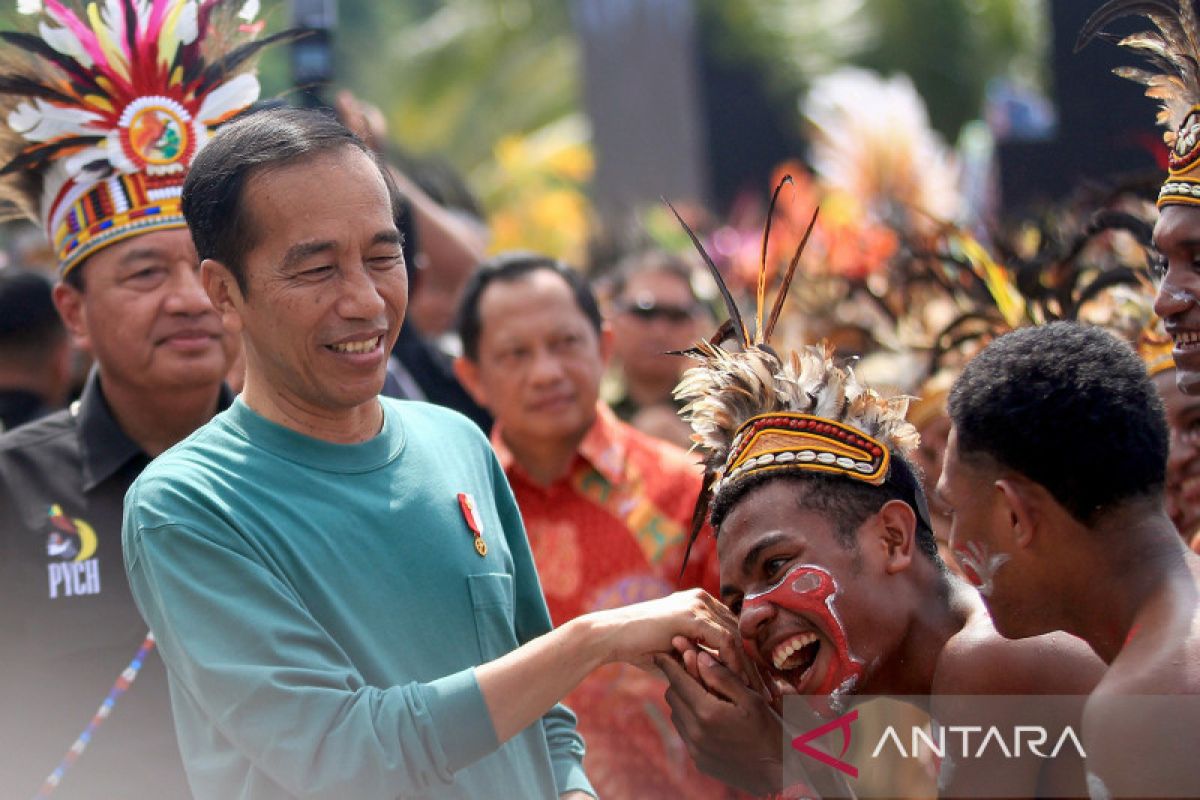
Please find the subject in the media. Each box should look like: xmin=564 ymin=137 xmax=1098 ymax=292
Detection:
xmin=52 ymin=282 xmax=90 ymax=353
xmin=877 ymin=499 xmax=918 ymax=574
xmin=452 ymin=356 xmax=490 ymax=410
xmin=994 ymin=478 xmax=1038 ymax=549
xmin=201 ymin=259 xmax=245 ymax=335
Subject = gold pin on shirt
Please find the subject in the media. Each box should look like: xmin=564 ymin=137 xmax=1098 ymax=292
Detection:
xmin=457 ymin=492 xmax=487 ymax=557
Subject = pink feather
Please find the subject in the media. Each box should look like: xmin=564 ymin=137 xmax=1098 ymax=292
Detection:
xmin=42 ymin=0 xmax=106 ymax=69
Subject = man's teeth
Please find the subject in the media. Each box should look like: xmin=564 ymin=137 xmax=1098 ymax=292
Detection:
xmin=771 ymin=631 xmax=818 ymax=670
xmin=330 ymin=336 xmax=380 ymax=354
xmin=1176 ymin=331 xmax=1200 ymax=347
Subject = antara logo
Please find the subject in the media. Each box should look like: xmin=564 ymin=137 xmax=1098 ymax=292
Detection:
xmin=871 ymin=724 xmax=1086 ymax=760
xmin=790 ymin=707 xmax=1086 ymax=779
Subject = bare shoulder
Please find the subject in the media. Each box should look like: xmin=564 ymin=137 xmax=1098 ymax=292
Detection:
xmin=935 ymin=611 xmax=1104 ymax=696
xmin=1100 ymin=584 xmax=1200 ymax=696
xmin=1084 ymin=636 xmax=1200 ymax=798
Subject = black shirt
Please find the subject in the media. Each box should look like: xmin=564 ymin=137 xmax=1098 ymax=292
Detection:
xmin=0 ymin=371 xmax=229 ymax=798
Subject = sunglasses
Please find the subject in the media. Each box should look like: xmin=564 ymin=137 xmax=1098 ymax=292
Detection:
xmin=618 ymin=301 xmax=696 ymax=323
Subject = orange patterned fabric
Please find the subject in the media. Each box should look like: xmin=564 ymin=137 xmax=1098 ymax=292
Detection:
xmin=493 ymin=403 xmax=739 ymax=799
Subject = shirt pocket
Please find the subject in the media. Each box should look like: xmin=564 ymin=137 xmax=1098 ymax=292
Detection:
xmin=467 ymin=572 xmax=519 ymax=662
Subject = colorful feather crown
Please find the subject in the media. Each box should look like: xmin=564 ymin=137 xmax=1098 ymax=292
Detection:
xmin=0 ymin=0 xmax=296 ymax=275
xmin=667 ymin=179 xmax=922 ymax=554
xmin=1077 ymin=0 xmax=1200 ymax=207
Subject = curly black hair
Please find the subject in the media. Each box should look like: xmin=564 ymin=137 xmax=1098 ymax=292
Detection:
xmin=947 ymin=321 xmax=1168 ymax=525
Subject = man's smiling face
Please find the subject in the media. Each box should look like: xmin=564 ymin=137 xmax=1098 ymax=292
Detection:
xmin=717 ymin=478 xmax=904 ymax=715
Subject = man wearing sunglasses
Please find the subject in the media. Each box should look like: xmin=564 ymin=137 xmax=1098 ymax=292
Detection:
xmin=604 ymin=252 xmax=707 ymax=448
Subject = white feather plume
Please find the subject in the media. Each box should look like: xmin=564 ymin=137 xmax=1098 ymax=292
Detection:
xmin=675 ymin=340 xmax=919 ymax=477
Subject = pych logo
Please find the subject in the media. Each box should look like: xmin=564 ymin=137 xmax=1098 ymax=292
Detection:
xmin=45 ymin=503 xmax=101 ymax=599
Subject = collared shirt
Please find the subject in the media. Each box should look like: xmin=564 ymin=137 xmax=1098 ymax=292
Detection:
xmin=493 ymin=403 xmax=738 ymax=800
xmin=0 ymin=370 xmax=229 ymax=799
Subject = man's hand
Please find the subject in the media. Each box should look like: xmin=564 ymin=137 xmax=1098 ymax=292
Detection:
xmin=656 ymin=648 xmax=783 ymax=795
xmin=585 ymin=589 xmax=744 ymax=679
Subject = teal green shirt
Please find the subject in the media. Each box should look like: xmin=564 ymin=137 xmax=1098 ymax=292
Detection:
xmin=123 ymin=398 xmax=592 ymax=799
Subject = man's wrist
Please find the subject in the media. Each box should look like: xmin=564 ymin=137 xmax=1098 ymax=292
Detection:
xmin=559 ymin=615 xmax=610 ymax=674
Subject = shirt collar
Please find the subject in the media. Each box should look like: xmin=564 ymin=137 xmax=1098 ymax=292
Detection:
xmin=76 ymin=369 xmax=234 ymax=491
xmin=490 ymin=401 xmax=627 ymax=487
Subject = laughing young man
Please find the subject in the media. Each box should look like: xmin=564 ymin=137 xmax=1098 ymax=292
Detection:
xmin=939 ymin=322 xmax=1200 ymax=798
xmin=652 ymin=322 xmax=1103 ymax=796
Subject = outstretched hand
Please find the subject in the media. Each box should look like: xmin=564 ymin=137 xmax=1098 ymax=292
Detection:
xmin=585 ymin=589 xmax=743 ymax=679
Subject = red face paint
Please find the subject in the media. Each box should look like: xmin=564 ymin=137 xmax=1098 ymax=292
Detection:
xmin=742 ymin=564 xmax=864 ymax=716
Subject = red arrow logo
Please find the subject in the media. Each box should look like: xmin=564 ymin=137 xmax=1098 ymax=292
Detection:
xmin=791 ymin=709 xmax=859 ymax=778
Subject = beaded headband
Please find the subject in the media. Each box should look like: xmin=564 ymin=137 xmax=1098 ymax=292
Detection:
xmin=716 ymin=412 xmax=891 ymax=496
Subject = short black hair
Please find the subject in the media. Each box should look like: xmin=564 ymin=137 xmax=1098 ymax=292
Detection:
xmin=456 ymin=252 xmax=603 ymax=361
xmin=0 ymin=269 xmax=64 ymax=367
xmin=710 ymin=465 xmax=942 ymax=564
xmin=181 ymin=105 xmax=401 ymax=294
xmin=948 ymin=322 xmax=1168 ymax=525
xmin=607 ymin=250 xmax=699 ymax=304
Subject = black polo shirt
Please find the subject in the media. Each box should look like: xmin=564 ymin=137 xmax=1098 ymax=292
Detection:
xmin=0 ymin=371 xmax=230 ymax=798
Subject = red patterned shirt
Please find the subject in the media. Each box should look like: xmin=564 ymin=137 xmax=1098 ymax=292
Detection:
xmin=494 ymin=403 xmax=739 ymax=800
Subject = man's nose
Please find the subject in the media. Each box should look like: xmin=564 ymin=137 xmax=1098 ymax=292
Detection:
xmin=338 ymin=262 xmax=387 ymax=319
xmin=738 ymin=598 xmax=777 ymax=643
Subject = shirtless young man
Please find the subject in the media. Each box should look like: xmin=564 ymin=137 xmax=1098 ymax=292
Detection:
xmin=654 ymin=333 xmax=1104 ymax=797
xmin=940 ymin=322 xmax=1200 ymax=798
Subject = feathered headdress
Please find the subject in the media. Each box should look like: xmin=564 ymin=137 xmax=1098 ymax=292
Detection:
xmin=1077 ymin=0 xmax=1200 ymax=207
xmin=0 ymin=0 xmax=298 ymax=276
xmin=667 ymin=179 xmax=928 ymax=558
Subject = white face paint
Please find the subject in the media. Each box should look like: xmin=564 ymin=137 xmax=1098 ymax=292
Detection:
xmin=1161 ymin=285 xmax=1199 ymax=306
xmin=952 ymin=540 xmax=1011 ymax=598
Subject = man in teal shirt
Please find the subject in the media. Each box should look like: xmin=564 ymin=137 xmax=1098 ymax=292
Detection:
xmin=123 ymin=107 xmax=739 ymax=799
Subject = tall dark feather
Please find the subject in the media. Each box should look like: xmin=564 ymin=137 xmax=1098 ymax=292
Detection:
xmin=0 ymin=74 xmax=79 ymax=105
xmin=0 ymin=136 xmax=102 ymax=175
xmin=0 ymin=32 xmax=101 ymax=93
xmin=764 ymin=205 xmax=820 ymax=342
xmin=757 ymin=175 xmax=793 ymax=341
xmin=666 ymin=198 xmax=750 ymax=347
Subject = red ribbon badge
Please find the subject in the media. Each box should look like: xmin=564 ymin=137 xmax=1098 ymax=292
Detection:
xmin=457 ymin=492 xmax=487 ymax=556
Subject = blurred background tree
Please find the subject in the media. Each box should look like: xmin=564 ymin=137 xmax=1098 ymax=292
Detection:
xmin=0 ymin=0 xmax=1051 ymax=262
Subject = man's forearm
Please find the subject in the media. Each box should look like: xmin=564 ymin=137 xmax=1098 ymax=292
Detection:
xmin=476 ymin=616 xmax=605 ymax=743
xmin=475 ymin=589 xmax=741 ymax=745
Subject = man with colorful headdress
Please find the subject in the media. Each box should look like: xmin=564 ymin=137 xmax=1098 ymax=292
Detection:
xmin=650 ymin=223 xmax=1104 ymax=797
xmin=0 ymin=1 xmax=283 ymax=795
xmin=1078 ymin=0 xmax=1200 ymax=397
